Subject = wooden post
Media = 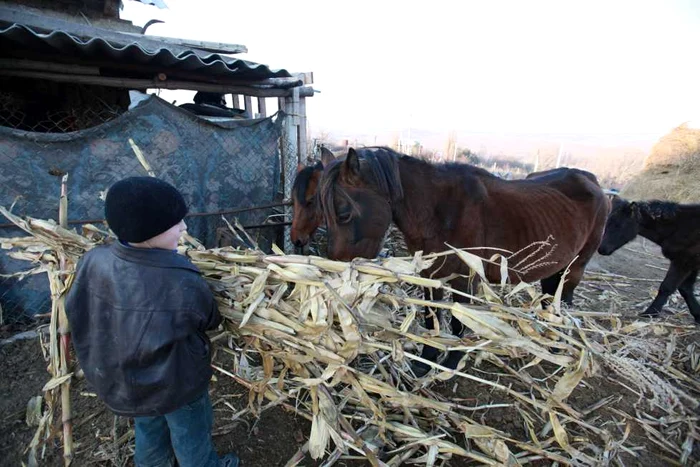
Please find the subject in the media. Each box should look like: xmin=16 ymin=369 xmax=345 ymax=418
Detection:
xmin=231 ymin=94 xmax=241 ymax=109
xmin=280 ymin=88 xmax=300 ymax=253
xmin=58 ymin=174 xmax=73 ymax=466
xmin=244 ymin=95 xmax=253 ymax=118
xmin=257 ymin=97 xmax=267 ymax=118
xmin=298 ymin=96 xmax=308 ymax=164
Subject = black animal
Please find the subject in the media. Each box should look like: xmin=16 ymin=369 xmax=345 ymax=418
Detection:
xmin=598 ymin=196 xmax=700 ymax=322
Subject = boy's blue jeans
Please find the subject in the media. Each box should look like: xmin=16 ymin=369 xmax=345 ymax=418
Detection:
xmin=133 ymin=390 xmax=219 ymax=467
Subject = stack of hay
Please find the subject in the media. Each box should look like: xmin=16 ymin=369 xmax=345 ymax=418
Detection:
xmin=1 ymin=206 xmax=699 ymax=466
xmin=622 ymin=123 xmax=700 ymax=203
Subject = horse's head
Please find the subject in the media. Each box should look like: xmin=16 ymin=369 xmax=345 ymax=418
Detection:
xmin=290 ymin=147 xmax=336 ymax=247
xmin=597 ymin=196 xmax=640 ymax=255
xmin=319 ymin=147 xmax=403 ymax=261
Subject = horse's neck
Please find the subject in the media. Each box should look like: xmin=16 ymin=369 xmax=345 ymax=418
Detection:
xmin=390 ymin=163 xmax=430 ymax=247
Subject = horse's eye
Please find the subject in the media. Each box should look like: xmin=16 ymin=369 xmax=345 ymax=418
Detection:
xmin=338 ymin=209 xmax=353 ymax=224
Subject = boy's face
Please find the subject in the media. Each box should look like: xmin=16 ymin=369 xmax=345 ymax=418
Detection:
xmin=154 ymin=219 xmax=188 ymax=250
xmin=130 ymin=219 xmax=187 ymax=250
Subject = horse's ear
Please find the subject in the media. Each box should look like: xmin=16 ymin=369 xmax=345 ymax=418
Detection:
xmin=320 ymin=146 xmax=336 ymax=167
xmin=342 ymin=148 xmax=361 ymax=178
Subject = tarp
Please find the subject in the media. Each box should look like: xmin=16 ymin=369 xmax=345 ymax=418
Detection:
xmin=0 ymin=95 xmax=282 ymax=317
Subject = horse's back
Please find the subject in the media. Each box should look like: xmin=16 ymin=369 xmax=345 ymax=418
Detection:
xmin=473 ymin=168 xmax=609 ymax=281
xmin=526 ymin=167 xmax=599 ymax=186
xmin=521 ymin=168 xmax=603 ymax=203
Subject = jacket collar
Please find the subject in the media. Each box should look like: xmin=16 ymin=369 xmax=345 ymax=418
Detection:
xmin=111 ymin=241 xmax=200 ymax=273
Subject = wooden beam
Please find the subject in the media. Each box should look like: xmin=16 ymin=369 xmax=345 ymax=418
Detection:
xmin=298 ymin=95 xmax=308 ymax=162
xmin=0 ymin=57 xmax=305 ymax=89
xmin=231 ymin=94 xmax=241 ymax=109
xmin=120 ymin=32 xmax=248 ymax=54
xmin=0 ymin=56 xmax=305 ymax=89
xmin=296 ymin=72 xmax=314 ymax=85
xmin=257 ymin=97 xmax=267 ymax=118
xmin=0 ymin=6 xmax=248 ymax=56
xmin=0 ymin=69 xmax=316 ymax=97
xmin=0 ymin=59 xmax=100 ymax=75
xmin=244 ymin=95 xmax=253 ymax=117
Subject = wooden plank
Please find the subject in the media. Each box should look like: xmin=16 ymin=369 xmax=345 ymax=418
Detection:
xmin=279 ymin=95 xmax=299 ymax=253
xmin=120 ymin=32 xmax=248 ymax=54
xmin=244 ymin=95 xmax=253 ymax=118
xmin=0 ymin=57 xmax=303 ymax=88
xmin=298 ymin=95 xmax=308 ymax=163
xmin=295 ymin=72 xmax=314 ymax=85
xmin=257 ymin=97 xmax=267 ymax=118
xmin=0 ymin=6 xmax=247 ymax=56
xmin=0 ymin=58 xmax=100 ymax=75
xmin=0 ymin=69 xmax=316 ymax=97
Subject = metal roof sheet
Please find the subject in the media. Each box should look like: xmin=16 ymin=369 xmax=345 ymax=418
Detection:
xmin=0 ymin=23 xmax=292 ymax=82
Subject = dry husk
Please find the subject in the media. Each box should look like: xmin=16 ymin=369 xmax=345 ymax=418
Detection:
xmin=1 ymin=206 xmax=699 ymax=466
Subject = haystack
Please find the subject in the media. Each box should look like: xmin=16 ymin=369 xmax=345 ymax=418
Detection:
xmin=621 ymin=123 xmax=700 ymax=203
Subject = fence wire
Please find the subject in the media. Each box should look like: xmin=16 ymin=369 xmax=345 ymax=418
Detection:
xmin=0 ymin=89 xmax=294 ymax=324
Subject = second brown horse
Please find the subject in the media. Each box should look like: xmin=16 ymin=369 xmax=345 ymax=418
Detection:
xmin=318 ymin=147 xmax=610 ymax=372
xmin=290 ymin=147 xmax=337 ymax=247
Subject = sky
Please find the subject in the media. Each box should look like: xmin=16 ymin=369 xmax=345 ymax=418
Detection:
xmin=121 ymin=0 xmax=700 ymax=151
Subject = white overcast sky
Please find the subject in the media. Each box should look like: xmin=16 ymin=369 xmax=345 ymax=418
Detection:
xmin=122 ymin=0 xmax=700 ymax=145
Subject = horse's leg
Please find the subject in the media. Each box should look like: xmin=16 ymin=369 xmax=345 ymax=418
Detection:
xmin=677 ymin=269 xmax=700 ymax=323
xmin=641 ymin=262 xmax=691 ymax=317
xmin=439 ymin=276 xmax=474 ymax=370
xmin=414 ymin=287 xmax=445 ymax=376
xmin=541 ymin=272 xmax=563 ymax=298
xmin=540 ymin=269 xmax=578 ymax=306
xmin=560 ymin=221 xmax=609 ymax=305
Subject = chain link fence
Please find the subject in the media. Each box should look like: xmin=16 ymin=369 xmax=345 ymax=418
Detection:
xmin=0 ymin=86 xmax=292 ymax=325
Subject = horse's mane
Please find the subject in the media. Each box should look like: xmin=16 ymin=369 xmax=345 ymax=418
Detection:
xmin=401 ymin=155 xmax=497 ymax=179
xmin=293 ymin=161 xmax=322 ymax=205
xmin=319 ymin=147 xmax=497 ymax=226
xmin=319 ymin=147 xmax=403 ymax=227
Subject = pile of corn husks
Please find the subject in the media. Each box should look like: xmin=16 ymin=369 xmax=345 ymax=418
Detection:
xmin=1 ymin=206 xmax=699 ymax=466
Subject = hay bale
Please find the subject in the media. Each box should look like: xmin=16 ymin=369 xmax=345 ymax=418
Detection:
xmin=621 ymin=123 xmax=700 ymax=203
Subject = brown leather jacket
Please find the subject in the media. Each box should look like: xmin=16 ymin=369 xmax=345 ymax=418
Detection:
xmin=66 ymin=242 xmax=221 ymax=417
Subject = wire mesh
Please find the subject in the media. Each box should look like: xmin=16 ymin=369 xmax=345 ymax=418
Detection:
xmin=0 ymin=87 xmax=294 ymax=324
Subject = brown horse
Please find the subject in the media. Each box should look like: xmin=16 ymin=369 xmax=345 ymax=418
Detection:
xmin=290 ymin=147 xmax=337 ymax=247
xmin=318 ymin=147 xmax=610 ymax=372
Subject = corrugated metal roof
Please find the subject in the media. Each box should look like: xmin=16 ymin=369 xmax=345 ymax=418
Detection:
xmin=0 ymin=23 xmax=292 ymax=82
xmin=133 ymin=0 xmax=168 ymax=8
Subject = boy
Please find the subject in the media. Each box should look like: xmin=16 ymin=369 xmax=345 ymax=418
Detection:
xmin=66 ymin=177 xmax=239 ymax=467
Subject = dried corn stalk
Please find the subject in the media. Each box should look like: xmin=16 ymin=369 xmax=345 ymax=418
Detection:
xmin=1 ymin=207 xmax=698 ymax=466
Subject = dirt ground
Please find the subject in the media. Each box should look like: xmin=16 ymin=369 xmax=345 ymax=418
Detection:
xmin=1 ymin=237 xmax=698 ymax=466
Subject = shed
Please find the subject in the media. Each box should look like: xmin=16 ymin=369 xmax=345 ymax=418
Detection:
xmin=0 ymin=0 xmax=315 ymax=321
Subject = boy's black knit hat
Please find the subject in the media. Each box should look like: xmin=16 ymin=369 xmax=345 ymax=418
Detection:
xmin=105 ymin=177 xmax=188 ymax=243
